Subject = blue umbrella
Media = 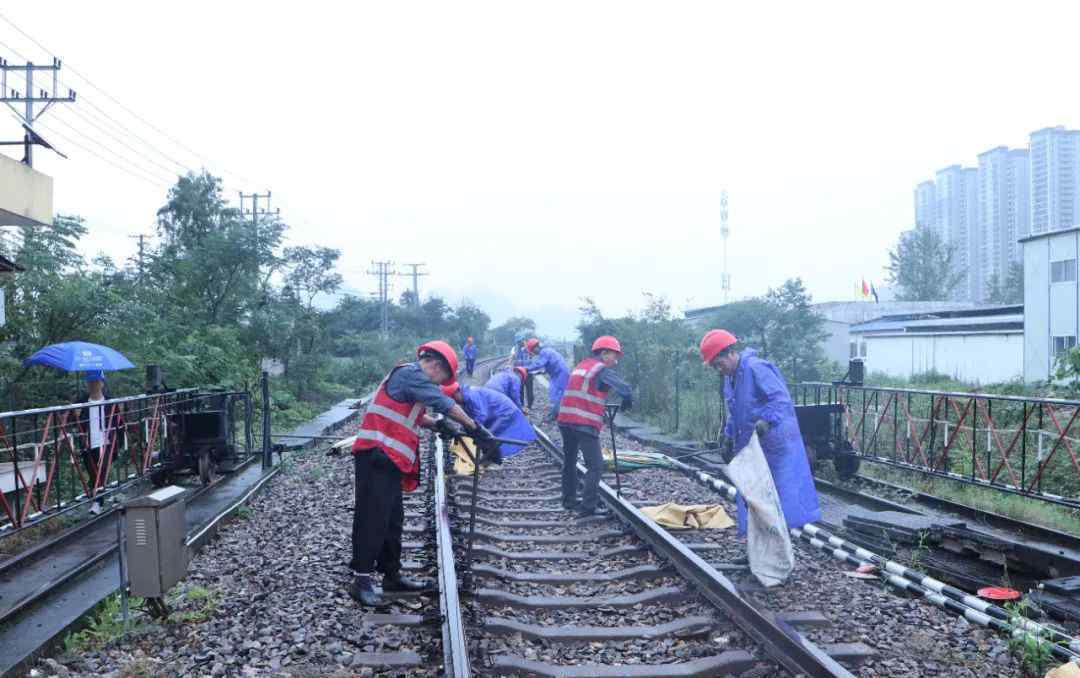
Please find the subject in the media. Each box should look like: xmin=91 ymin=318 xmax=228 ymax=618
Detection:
xmin=23 ymin=341 xmax=136 ymax=373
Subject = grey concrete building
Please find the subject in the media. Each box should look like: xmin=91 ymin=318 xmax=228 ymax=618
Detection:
xmin=1021 ymin=225 xmax=1080 ymax=381
xmin=977 ymin=146 xmax=1030 ymax=296
xmin=1029 ymin=126 xmax=1080 ymax=235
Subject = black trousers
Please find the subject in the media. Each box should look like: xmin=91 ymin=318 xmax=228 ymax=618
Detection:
xmin=350 ymin=449 xmax=404 ymax=576
xmin=559 ymin=425 xmax=602 ymax=511
xmin=524 ymin=373 xmax=535 ymax=408
xmin=466 ymin=358 xmax=475 ymax=376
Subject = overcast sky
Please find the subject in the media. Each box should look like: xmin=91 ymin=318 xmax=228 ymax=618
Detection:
xmin=2 ymin=1 xmax=1078 ymax=338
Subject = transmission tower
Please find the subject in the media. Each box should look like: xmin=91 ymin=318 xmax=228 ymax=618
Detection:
xmin=368 ymin=261 xmax=395 ymax=339
xmin=0 ymin=57 xmax=76 ymax=167
xmin=239 ymin=191 xmax=279 ymax=239
xmin=397 ymin=263 xmax=428 ymax=306
xmin=129 ymin=233 xmax=150 ymax=281
xmin=720 ymin=191 xmax=731 ymax=304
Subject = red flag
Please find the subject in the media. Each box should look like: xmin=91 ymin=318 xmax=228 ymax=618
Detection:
xmin=861 ymin=278 xmax=870 ymax=298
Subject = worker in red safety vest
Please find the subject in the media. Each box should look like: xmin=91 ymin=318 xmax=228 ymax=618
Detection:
xmin=557 ymin=336 xmax=633 ymax=516
xmin=349 ymin=340 xmax=494 ymax=607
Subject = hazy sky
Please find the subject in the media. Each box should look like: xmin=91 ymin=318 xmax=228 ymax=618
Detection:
xmin=2 ymin=1 xmax=1078 ymax=337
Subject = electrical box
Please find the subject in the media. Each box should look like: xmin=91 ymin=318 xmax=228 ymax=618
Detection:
xmin=126 ymin=485 xmax=188 ymax=598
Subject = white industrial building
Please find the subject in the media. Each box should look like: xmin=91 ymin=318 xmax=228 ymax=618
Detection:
xmin=849 ymin=306 xmax=1023 ymax=384
xmin=1022 ymin=225 xmax=1080 ymax=381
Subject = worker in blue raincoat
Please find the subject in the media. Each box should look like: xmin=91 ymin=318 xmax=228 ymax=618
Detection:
xmin=442 ymin=382 xmax=536 ymax=463
xmin=523 ymin=338 xmax=569 ymax=421
xmin=700 ymin=329 xmax=821 ymax=534
xmin=485 ymin=366 xmax=529 ymax=412
xmin=461 ymin=337 xmax=478 ymax=377
xmin=510 ymin=333 xmax=535 ymax=409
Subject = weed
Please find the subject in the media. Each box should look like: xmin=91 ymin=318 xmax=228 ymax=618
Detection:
xmin=1004 ymin=600 xmax=1057 ymax=677
xmin=235 ymin=505 xmax=254 ymax=520
xmin=174 ymin=585 xmax=220 ymax=624
xmin=308 ymin=465 xmax=325 ymax=481
xmin=62 ymin=593 xmax=145 ymax=654
xmin=908 ymin=530 xmax=931 ymax=573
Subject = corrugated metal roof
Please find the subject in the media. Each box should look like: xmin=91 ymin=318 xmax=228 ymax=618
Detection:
xmin=852 ymin=313 xmax=1023 ymax=335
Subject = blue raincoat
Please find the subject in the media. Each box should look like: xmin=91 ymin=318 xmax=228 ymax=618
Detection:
xmin=723 ymin=348 xmax=821 ymax=534
xmin=511 ymin=343 xmax=529 ymax=367
xmin=462 ymin=342 xmax=478 ymax=360
xmin=525 ymin=347 xmax=569 ymax=412
xmin=484 ymin=370 xmax=524 ymax=409
xmin=460 ymin=384 xmax=536 ymax=458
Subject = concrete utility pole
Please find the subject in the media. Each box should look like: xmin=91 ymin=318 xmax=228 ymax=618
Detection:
xmin=397 ymin=262 xmax=428 ymax=306
xmin=368 ymin=260 xmax=394 ymax=339
xmin=0 ymin=57 xmax=77 ymax=167
xmin=129 ymin=233 xmax=149 ymax=281
xmin=720 ymin=191 xmax=731 ymax=304
xmin=238 ymin=191 xmax=278 ymax=241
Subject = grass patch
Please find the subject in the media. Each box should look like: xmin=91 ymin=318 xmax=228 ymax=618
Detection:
xmin=235 ymin=505 xmax=255 ymax=520
xmin=859 ymin=463 xmax=1080 ymax=538
xmin=0 ymin=513 xmax=81 ymax=560
xmin=173 ymin=584 xmax=220 ymax=623
xmin=62 ymin=593 xmax=146 ymax=654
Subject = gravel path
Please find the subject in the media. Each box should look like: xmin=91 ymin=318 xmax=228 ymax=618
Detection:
xmin=526 ymin=380 xmax=1026 ymax=678
xmin=39 ymin=442 xmax=444 ymax=678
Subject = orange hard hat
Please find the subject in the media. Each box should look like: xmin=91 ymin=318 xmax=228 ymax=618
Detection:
xmin=514 ymin=366 xmax=528 ymax=381
xmin=441 ymin=381 xmax=461 ymax=397
xmin=417 ymin=340 xmax=460 ymax=383
xmin=526 ymin=338 xmax=541 ymax=353
xmin=591 ymin=335 xmax=622 ymax=354
xmin=699 ymin=329 xmax=738 ymax=365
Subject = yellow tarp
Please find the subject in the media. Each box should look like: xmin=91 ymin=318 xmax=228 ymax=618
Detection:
xmin=451 ymin=437 xmax=480 ymax=476
xmin=640 ymin=502 xmax=734 ymax=530
xmin=1046 ymin=662 xmax=1080 ymax=678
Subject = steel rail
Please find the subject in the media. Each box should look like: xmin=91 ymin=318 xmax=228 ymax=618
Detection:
xmin=530 ymin=425 xmax=855 ymax=678
xmin=435 ymin=434 xmax=471 ymax=678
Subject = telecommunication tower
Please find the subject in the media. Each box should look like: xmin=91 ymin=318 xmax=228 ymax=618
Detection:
xmin=720 ymin=191 xmax=731 ymax=303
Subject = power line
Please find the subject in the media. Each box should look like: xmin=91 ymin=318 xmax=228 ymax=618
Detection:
xmin=0 ymin=57 xmax=76 ymax=166
xmin=0 ymin=11 xmax=253 ymax=185
xmin=38 ymin=115 xmax=177 ymax=184
xmin=368 ymin=261 xmax=394 ymax=340
xmin=31 ymin=119 xmax=173 ymax=188
xmin=396 ymin=263 xmax=428 ymax=306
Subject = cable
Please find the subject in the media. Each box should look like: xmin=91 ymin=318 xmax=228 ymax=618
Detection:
xmin=40 ymin=115 xmax=178 ymax=185
xmin=0 ymin=11 xmax=254 ymax=186
xmin=50 ymin=107 xmax=186 ymax=178
xmin=32 ymin=120 xmax=174 ymax=189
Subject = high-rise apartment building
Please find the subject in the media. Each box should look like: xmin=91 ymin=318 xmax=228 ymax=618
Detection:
xmin=1029 ymin=126 xmax=1080 ymax=235
xmin=914 ymin=180 xmax=936 ymax=230
xmin=977 ymin=146 xmax=1030 ymax=295
xmin=934 ymin=165 xmax=980 ymax=302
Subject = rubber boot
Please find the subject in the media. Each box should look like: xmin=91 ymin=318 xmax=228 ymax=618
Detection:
xmin=382 ymin=573 xmax=432 ymax=593
xmin=348 ymin=575 xmax=384 ymax=607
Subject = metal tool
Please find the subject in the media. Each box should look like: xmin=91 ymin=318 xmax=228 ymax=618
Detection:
xmin=603 ymin=403 xmax=623 ymax=499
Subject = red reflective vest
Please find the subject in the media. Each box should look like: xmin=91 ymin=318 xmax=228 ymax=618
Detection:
xmin=556 ymin=357 xmax=607 ymax=432
xmin=353 ymin=365 xmax=426 ymax=492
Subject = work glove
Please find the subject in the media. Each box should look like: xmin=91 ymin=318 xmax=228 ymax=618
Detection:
xmin=720 ymin=436 xmax=738 ymax=464
xmin=434 ymin=418 xmax=461 ymax=439
xmin=754 ymin=419 xmax=770 ymax=437
xmin=467 ymin=423 xmax=495 ymax=445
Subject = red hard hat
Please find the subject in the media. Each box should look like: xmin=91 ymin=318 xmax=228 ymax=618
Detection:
xmin=699 ymin=329 xmax=738 ymax=365
xmin=526 ymin=338 xmax=541 ymax=353
xmin=417 ymin=340 xmax=460 ymax=383
xmin=592 ymin=335 xmax=622 ymax=354
xmin=441 ymin=381 xmax=461 ymax=397
xmin=514 ymin=366 xmax=528 ymax=381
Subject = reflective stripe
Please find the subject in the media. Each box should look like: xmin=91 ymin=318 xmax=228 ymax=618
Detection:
xmin=571 ymin=369 xmax=589 ymax=377
xmin=563 ymin=388 xmax=605 ymax=405
xmin=355 ymin=429 xmax=418 ymax=463
xmin=557 ymin=406 xmax=604 ymax=423
xmin=585 ymin=362 xmax=605 ymax=378
xmin=405 ymin=402 xmax=423 ymax=427
xmin=367 ymin=404 xmax=424 ymax=434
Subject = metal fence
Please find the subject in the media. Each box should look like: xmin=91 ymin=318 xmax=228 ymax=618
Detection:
xmin=0 ymin=389 xmax=255 ymax=534
xmin=794 ymin=382 xmax=1080 ymax=509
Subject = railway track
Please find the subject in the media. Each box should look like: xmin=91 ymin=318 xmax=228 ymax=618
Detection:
xmin=440 ymin=357 xmax=858 ymax=676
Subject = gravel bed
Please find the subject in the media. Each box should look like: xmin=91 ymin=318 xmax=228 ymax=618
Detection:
xmin=39 ymin=445 xmax=444 ymax=678
xmin=526 ymin=381 xmax=1026 ymax=677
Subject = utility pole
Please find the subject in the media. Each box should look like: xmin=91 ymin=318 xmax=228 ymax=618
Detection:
xmin=368 ymin=260 xmax=394 ymax=339
xmin=128 ymin=233 xmax=149 ymax=281
xmin=396 ymin=263 xmax=428 ymax=306
xmin=238 ymin=191 xmax=278 ymax=239
xmin=720 ymin=191 xmax=731 ymax=304
xmin=0 ymin=57 xmax=76 ymax=167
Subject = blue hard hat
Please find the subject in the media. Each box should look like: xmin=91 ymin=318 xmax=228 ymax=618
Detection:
xmin=85 ymin=370 xmax=105 ymax=382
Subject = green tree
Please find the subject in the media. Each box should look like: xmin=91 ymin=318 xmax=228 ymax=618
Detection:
xmin=490 ymin=316 xmax=536 ymax=347
xmin=886 ymin=228 xmax=966 ymax=301
xmin=764 ymin=278 xmax=828 ymax=381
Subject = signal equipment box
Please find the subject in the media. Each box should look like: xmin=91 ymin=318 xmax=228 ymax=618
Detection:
xmin=126 ymin=485 xmax=188 ymax=598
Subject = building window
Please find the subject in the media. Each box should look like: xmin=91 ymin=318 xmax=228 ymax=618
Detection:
xmin=1053 ymin=335 xmax=1077 ymax=358
xmin=850 ymin=341 xmax=858 ymax=359
xmin=1051 ymin=258 xmax=1077 ymax=283
xmin=859 ymin=341 xmax=867 ymax=358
